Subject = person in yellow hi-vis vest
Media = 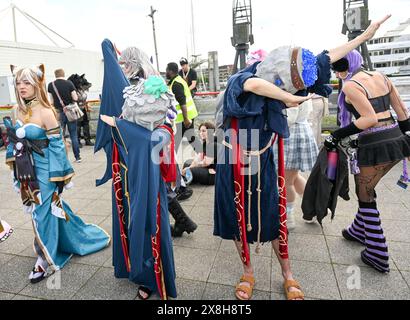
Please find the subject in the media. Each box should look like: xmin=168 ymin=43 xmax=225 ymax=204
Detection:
xmin=166 ymin=62 xmax=200 ymax=202
xmin=166 ymin=62 xmax=199 ymax=152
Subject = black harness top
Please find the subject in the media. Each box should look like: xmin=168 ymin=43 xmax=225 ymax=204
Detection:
xmin=345 ymin=71 xmax=392 ymax=121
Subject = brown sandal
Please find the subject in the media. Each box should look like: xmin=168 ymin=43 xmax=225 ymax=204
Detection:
xmin=235 ymin=274 xmax=255 ymax=300
xmin=283 ymin=279 xmax=305 ymax=300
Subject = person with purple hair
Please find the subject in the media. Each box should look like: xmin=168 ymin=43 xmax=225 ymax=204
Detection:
xmin=325 ymin=49 xmax=410 ymax=273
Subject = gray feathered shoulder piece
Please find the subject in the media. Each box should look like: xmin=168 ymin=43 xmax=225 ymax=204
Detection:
xmin=121 ymin=76 xmax=177 ymax=131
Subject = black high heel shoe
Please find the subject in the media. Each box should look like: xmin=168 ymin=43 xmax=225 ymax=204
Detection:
xmin=29 ymin=266 xmax=47 ymax=284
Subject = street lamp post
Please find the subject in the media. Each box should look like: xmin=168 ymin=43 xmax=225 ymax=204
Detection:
xmin=148 ymin=6 xmax=160 ymax=72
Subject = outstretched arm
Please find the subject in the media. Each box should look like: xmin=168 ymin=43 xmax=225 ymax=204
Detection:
xmin=243 ymin=78 xmax=312 ymax=107
xmin=100 ymin=115 xmax=116 ymax=127
xmin=327 ymin=14 xmax=391 ymax=63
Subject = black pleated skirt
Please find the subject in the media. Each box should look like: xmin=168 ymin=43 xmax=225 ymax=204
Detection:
xmin=358 ymin=126 xmax=410 ymax=166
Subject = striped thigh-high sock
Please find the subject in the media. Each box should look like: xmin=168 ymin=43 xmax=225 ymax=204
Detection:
xmin=346 ymin=208 xmax=366 ymax=245
xmin=360 ymin=201 xmax=390 ymax=273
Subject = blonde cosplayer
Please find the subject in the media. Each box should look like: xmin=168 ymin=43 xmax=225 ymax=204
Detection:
xmin=11 ymin=64 xmax=56 ymax=122
xmin=4 ymin=65 xmax=110 ymax=283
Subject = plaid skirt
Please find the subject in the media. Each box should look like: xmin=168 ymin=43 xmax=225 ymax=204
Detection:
xmin=283 ymin=122 xmax=318 ymax=172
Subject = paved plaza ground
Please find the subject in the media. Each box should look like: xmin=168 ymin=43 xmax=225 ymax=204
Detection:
xmin=1 ymin=145 xmax=410 ymax=300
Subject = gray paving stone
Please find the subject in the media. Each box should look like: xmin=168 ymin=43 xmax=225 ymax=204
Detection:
xmin=18 ymin=247 xmax=37 ymax=259
xmin=219 ymin=240 xmax=272 ymax=258
xmin=180 ymin=204 xmax=194 ymax=215
xmin=202 ymin=283 xmax=270 ymax=300
xmin=68 ymin=187 xmax=108 ymax=201
xmin=291 ymin=215 xmax=324 ymax=236
xmin=334 ymin=265 xmax=410 ymax=300
xmin=402 ymin=271 xmax=410 ymax=289
xmin=103 ymin=256 xmax=114 ymax=269
xmin=187 ymin=205 xmax=214 ymax=226
xmin=331 ymin=200 xmax=358 ymax=218
xmin=12 ymin=295 xmax=42 ymax=300
xmin=59 ymin=199 xmax=93 ymax=212
xmin=0 ymin=193 xmax=21 ymax=210
xmin=1 ymin=210 xmax=32 ymax=229
xmin=71 ymin=245 xmax=112 ymax=267
xmin=390 ymin=242 xmax=410 ymax=271
xmin=322 ymin=216 xmax=351 ymax=237
xmin=271 ymin=292 xmax=287 ymax=300
xmin=17 ymin=220 xmax=34 ymax=231
xmin=0 ymin=253 xmax=15 ymax=266
xmin=180 ymin=195 xmax=202 ymax=207
xmin=173 ymin=224 xmax=221 ymax=251
xmin=196 ymin=193 xmax=214 ymax=206
xmin=288 ymin=233 xmax=331 ymax=263
xmin=202 ymin=186 xmax=215 ymax=195
xmin=0 ymin=228 xmax=34 ymax=255
xmin=383 ymin=220 xmax=410 ymax=243
xmin=190 ymin=185 xmax=206 ymax=194
xmin=377 ymin=203 xmax=410 ymax=221
xmin=375 ymin=189 xmax=406 ymax=204
xmin=20 ymin=263 xmax=99 ymax=300
xmin=175 ymin=278 xmax=206 ymax=300
xmin=81 ymin=215 xmax=109 ymax=226
xmin=173 ymin=247 xmax=216 ymax=282
xmin=0 ymin=256 xmax=36 ymax=294
xmin=208 ymin=250 xmax=271 ymax=292
xmin=99 ymin=216 xmax=112 ymax=227
xmin=0 ymin=292 xmax=15 ymax=300
xmin=271 ymin=260 xmax=341 ymax=300
xmin=78 ymin=199 xmax=112 ymax=216
xmin=98 ymin=219 xmax=112 ymax=237
xmin=72 ymin=267 xmax=138 ymax=300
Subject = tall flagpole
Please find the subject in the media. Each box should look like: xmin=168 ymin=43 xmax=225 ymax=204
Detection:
xmin=148 ymin=6 xmax=160 ymax=72
xmin=190 ymin=0 xmax=196 ymax=55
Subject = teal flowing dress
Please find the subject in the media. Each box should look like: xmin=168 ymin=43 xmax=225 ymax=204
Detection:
xmin=6 ymin=120 xmax=111 ymax=271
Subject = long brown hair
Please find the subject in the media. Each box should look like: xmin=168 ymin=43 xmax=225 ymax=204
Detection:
xmin=199 ymin=121 xmax=216 ymax=143
xmin=11 ymin=64 xmax=56 ymax=117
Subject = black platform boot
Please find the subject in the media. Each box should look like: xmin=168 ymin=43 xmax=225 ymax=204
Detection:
xmin=168 ymin=198 xmax=197 ymax=237
xmin=359 ymin=201 xmax=390 ymax=273
xmin=83 ymin=122 xmax=94 ymax=146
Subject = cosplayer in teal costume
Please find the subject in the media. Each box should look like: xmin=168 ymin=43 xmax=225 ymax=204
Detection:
xmin=96 ymin=40 xmax=177 ymax=300
xmin=5 ymin=65 xmax=110 ymax=283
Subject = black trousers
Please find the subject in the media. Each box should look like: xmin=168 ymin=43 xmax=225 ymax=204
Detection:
xmin=175 ymin=119 xmax=201 ymax=154
xmin=77 ymin=110 xmax=92 ymax=142
xmin=183 ymin=160 xmax=215 ymax=186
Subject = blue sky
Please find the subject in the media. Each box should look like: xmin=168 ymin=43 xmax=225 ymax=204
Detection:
xmin=0 ymin=0 xmax=409 ymax=70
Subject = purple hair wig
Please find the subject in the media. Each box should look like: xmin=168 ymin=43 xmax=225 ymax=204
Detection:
xmin=337 ymin=50 xmax=364 ymax=127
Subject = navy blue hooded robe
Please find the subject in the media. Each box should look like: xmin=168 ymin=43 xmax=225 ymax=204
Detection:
xmin=214 ymin=53 xmax=332 ymax=244
xmin=95 ymin=39 xmax=176 ymax=298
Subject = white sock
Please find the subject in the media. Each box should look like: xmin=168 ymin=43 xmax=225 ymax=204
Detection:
xmin=287 ymin=202 xmax=295 ymax=215
xmin=29 ymin=257 xmax=48 ymax=280
xmin=286 ymin=202 xmax=296 ymax=230
xmin=34 ymin=256 xmax=48 ymax=273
